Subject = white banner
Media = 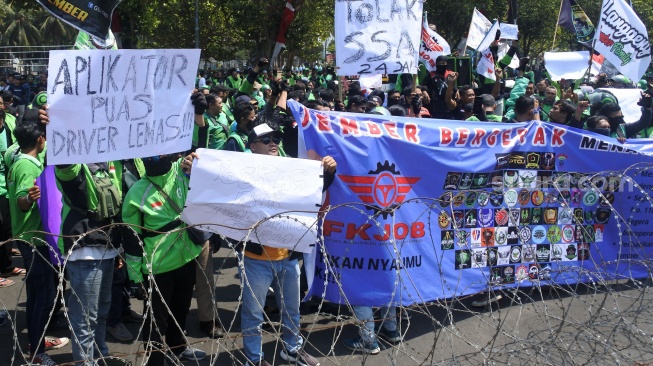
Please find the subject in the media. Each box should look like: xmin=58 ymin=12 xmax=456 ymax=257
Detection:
xmin=419 ymin=17 xmax=451 ymax=72
xmin=599 ymin=88 xmax=643 ymax=123
xmin=499 ymin=23 xmax=519 ymax=40
xmin=359 ymin=73 xmax=383 ymax=89
xmin=594 ymin=0 xmax=651 ymax=81
xmin=335 ymin=0 xmax=423 ymax=76
xmin=181 ymin=149 xmax=324 ymax=253
xmin=543 ymin=51 xmax=590 ymax=81
xmin=466 ymin=8 xmax=492 ymax=50
xmin=477 ymin=49 xmax=496 ymax=81
xmin=47 ymin=49 xmax=200 ymax=164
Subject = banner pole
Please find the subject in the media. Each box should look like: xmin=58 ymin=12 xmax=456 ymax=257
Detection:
xmin=584 ymin=38 xmax=597 ymax=82
xmin=552 ymin=0 xmax=564 ymax=50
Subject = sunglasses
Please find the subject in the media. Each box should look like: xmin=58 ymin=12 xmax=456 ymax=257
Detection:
xmin=254 ymin=136 xmax=282 ymax=145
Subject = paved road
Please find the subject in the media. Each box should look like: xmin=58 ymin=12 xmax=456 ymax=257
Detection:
xmin=2 ymin=250 xmax=653 ymax=365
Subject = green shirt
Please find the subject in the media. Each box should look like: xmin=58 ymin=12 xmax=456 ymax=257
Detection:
xmin=7 ymin=154 xmax=44 ymax=245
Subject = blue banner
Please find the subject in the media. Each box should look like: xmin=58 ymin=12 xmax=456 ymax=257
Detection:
xmin=288 ymin=101 xmax=653 ymax=307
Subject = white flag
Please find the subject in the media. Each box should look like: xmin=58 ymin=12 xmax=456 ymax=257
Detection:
xmin=466 ymin=8 xmax=492 ymax=50
xmin=544 ymin=51 xmax=590 ymax=81
xmin=419 ymin=16 xmax=451 ymax=72
xmin=476 ymin=20 xmax=500 ymax=52
xmin=477 ymin=48 xmax=496 ymax=81
xmin=593 ymin=0 xmax=651 ymax=81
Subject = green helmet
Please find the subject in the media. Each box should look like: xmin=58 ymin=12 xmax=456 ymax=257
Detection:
xmin=638 ymin=80 xmax=648 ymax=90
xmin=610 ymin=74 xmax=631 ymax=87
xmin=33 ymin=91 xmax=47 ymax=108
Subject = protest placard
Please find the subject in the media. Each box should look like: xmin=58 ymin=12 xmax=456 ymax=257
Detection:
xmin=543 ymin=51 xmax=590 ymax=81
xmin=46 ymin=49 xmax=200 ymax=165
xmin=499 ymin=23 xmax=519 ymax=40
xmin=181 ymin=149 xmax=324 ymax=253
xmin=335 ymin=0 xmax=422 ymax=76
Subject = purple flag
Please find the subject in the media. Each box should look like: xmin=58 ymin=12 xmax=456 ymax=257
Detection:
xmin=35 ymin=166 xmax=63 ymax=266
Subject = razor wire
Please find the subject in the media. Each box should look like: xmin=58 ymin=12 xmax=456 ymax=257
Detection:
xmin=1 ymin=164 xmax=653 ymax=365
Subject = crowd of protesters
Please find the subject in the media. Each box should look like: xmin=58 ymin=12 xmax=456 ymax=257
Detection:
xmin=1 ymin=32 xmax=653 ymax=366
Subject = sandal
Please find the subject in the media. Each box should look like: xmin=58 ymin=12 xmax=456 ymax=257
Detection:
xmin=0 ymin=277 xmax=15 ymax=288
xmin=2 ymin=267 xmax=26 ymax=277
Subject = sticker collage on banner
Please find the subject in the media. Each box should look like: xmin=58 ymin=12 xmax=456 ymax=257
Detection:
xmin=439 ymin=150 xmax=618 ymax=285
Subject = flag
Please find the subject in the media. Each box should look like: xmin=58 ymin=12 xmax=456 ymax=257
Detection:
xmin=557 ymin=0 xmax=595 ymax=47
xmin=35 ymin=166 xmax=63 ymax=266
xmin=594 ymin=0 xmax=651 ymax=81
xmin=270 ymin=1 xmax=296 ymax=64
xmin=476 ymin=20 xmax=500 ymax=52
xmin=36 ymin=0 xmax=121 ymax=40
xmin=74 ymin=30 xmax=119 ymax=50
xmin=477 ymin=48 xmax=496 ymax=81
xmin=419 ymin=14 xmax=451 ymax=72
xmin=466 ymin=8 xmax=492 ymax=50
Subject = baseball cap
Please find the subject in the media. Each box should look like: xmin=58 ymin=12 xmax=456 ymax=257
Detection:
xmin=247 ymin=123 xmax=281 ymax=143
xmin=235 ymin=95 xmax=257 ymax=105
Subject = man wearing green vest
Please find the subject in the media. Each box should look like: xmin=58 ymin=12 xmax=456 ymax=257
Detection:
xmin=225 ymin=103 xmax=257 ymax=152
xmin=226 ymin=68 xmax=242 ymax=90
xmin=192 ymin=94 xmax=230 ymax=151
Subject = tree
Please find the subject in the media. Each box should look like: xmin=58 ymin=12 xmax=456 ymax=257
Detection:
xmin=38 ymin=15 xmax=75 ymax=46
xmin=3 ymin=11 xmax=40 ymax=47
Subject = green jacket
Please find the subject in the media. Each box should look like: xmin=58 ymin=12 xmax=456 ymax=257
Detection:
xmin=225 ymin=130 xmax=250 ymax=152
xmin=7 ymin=154 xmax=44 ymax=246
xmin=56 ymin=162 xmax=123 ymax=254
xmin=122 ymin=160 xmax=202 ymax=283
xmin=0 ymin=116 xmax=16 ymax=197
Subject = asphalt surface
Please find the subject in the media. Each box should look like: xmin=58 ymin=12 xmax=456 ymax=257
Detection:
xmin=2 ymin=249 xmax=653 ymax=366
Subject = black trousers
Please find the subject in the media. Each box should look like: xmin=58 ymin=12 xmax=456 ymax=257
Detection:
xmin=0 ymin=195 xmax=15 ymax=273
xmin=142 ymin=259 xmax=196 ymax=366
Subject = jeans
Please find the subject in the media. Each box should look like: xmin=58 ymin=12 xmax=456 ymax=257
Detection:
xmin=352 ymin=306 xmax=397 ymax=344
xmin=19 ymin=244 xmax=56 ymax=355
xmin=240 ymin=255 xmax=302 ymax=363
xmin=107 ymin=262 xmax=131 ymax=327
xmin=142 ymin=259 xmax=196 ymax=366
xmin=66 ymin=258 xmax=114 ymax=365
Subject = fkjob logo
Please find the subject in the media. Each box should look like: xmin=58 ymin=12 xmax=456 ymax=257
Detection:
xmin=339 ymin=161 xmax=420 ymax=217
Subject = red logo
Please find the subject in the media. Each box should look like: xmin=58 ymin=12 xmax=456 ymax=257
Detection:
xmin=339 ymin=161 xmax=420 ymax=216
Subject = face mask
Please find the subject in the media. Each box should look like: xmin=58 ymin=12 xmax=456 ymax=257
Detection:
xmin=589 ymin=128 xmax=611 ymax=137
xmin=143 ymin=155 xmax=174 ymax=177
xmin=436 ymin=65 xmax=448 ymax=75
xmin=608 ymin=116 xmax=625 ymax=130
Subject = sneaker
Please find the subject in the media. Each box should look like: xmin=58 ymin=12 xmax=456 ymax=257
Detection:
xmin=44 ymin=337 xmax=69 ymax=351
xmin=342 ymin=337 xmax=380 ymax=354
xmin=121 ymin=309 xmax=143 ymax=323
xmin=248 ymin=360 xmax=272 ymax=366
xmin=32 ymin=353 xmax=57 ymax=366
xmin=378 ymin=328 xmax=402 ymax=343
xmin=199 ymin=320 xmax=225 ymax=339
xmin=471 ymin=293 xmax=503 ymax=307
xmin=179 ymin=346 xmax=206 ymax=361
xmin=107 ymin=322 xmax=133 ymax=342
xmin=280 ymin=349 xmax=320 ymax=366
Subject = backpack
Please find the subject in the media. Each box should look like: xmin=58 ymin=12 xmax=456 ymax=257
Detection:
xmin=68 ymin=164 xmax=122 ymax=221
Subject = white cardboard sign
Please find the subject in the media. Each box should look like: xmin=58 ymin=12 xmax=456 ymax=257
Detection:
xmin=335 ymin=0 xmax=423 ymax=76
xmin=181 ymin=149 xmax=324 ymax=253
xmin=47 ymin=49 xmax=200 ymax=164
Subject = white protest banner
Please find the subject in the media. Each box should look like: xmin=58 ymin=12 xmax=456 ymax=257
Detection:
xmin=599 ymin=88 xmax=643 ymax=123
xmin=477 ymin=49 xmax=496 ymax=81
xmin=466 ymin=8 xmax=492 ymax=50
xmin=47 ymin=49 xmax=200 ymax=165
xmin=359 ymin=74 xmax=383 ymax=90
xmin=594 ymin=0 xmax=651 ymax=82
xmin=543 ymin=51 xmax=590 ymax=81
xmin=419 ymin=15 xmax=451 ymax=72
xmin=335 ymin=0 xmax=423 ymax=76
xmin=499 ymin=23 xmax=519 ymax=40
xmin=181 ymin=149 xmax=324 ymax=253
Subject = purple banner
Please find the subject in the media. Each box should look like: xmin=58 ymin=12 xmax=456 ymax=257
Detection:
xmin=36 ymin=166 xmax=63 ymax=266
